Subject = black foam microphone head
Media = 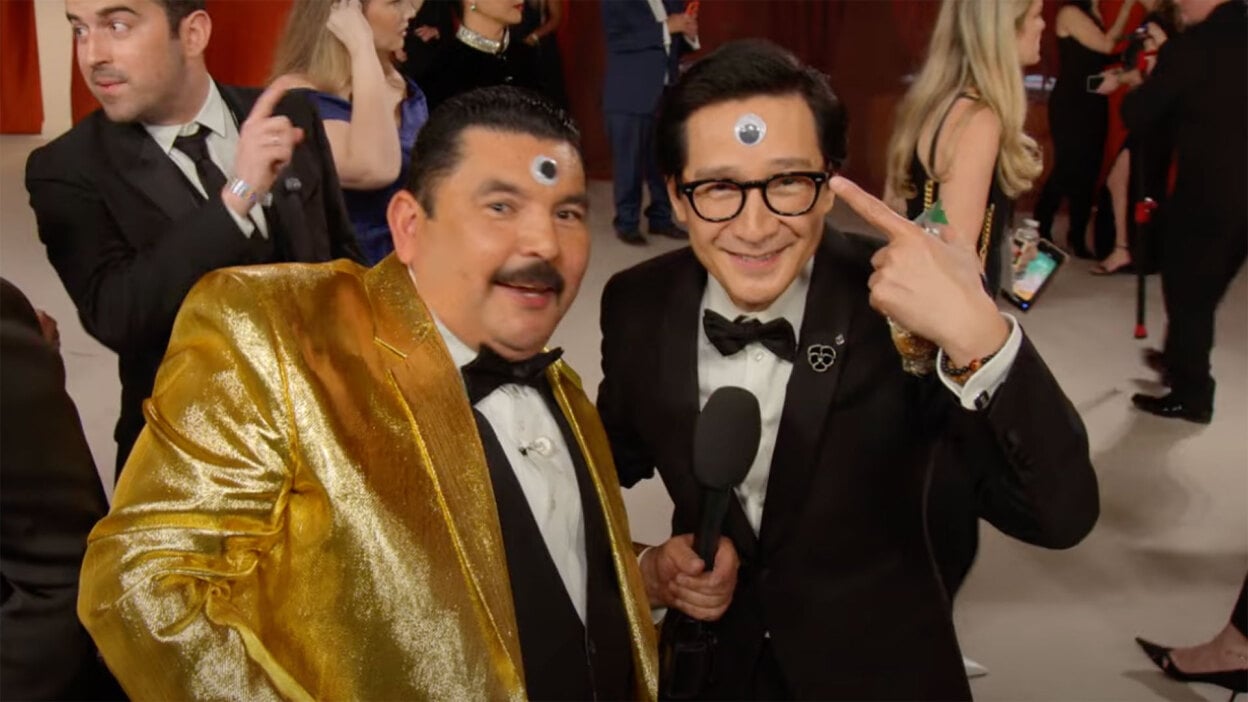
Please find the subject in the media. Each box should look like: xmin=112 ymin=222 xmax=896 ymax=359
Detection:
xmin=692 ymin=386 xmax=762 ymax=491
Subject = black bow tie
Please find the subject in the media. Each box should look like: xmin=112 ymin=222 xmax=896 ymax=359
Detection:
xmin=461 ymin=345 xmax=563 ymax=405
xmin=702 ymin=309 xmax=797 ymax=363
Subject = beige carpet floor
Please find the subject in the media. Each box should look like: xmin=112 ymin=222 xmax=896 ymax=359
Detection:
xmin=3 ymin=133 xmax=1244 ymax=700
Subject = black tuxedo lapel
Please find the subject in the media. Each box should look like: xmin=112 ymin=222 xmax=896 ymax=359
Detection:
xmin=661 ymin=253 xmax=759 ymax=562
xmin=758 ymin=231 xmax=862 ymax=554
xmin=100 ymin=119 xmax=201 ymax=222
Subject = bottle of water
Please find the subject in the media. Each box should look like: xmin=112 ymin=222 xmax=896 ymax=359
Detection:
xmin=1011 ymin=218 xmax=1041 ymax=275
xmin=889 ymin=201 xmax=947 ymax=375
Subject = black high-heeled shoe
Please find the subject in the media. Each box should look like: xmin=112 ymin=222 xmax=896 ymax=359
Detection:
xmin=1136 ymin=637 xmax=1248 ymax=698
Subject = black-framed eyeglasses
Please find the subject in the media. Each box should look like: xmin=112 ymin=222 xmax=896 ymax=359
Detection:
xmin=677 ymin=171 xmax=831 ymax=223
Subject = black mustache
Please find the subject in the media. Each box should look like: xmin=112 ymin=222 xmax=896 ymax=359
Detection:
xmin=492 ymin=260 xmax=565 ymax=296
xmin=91 ymin=67 xmax=126 ymax=83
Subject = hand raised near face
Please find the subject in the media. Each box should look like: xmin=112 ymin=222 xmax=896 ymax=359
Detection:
xmin=224 ymin=75 xmax=306 ymax=217
xmin=326 ymin=0 xmax=376 ymax=56
xmin=831 ymin=176 xmax=1009 ymax=365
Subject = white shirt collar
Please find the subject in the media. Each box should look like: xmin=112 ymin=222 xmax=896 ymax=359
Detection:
xmin=645 ymin=0 xmax=668 ymax=22
xmin=702 ymin=256 xmax=814 ymax=336
xmin=142 ymin=80 xmax=230 ymax=155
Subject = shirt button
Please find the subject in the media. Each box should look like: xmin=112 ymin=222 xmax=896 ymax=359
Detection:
xmin=754 ymin=352 xmax=765 ymax=362
xmin=532 ymin=436 xmax=554 ymax=456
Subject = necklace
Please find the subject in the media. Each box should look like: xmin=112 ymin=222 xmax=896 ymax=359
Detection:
xmin=456 ymin=24 xmax=509 ymax=55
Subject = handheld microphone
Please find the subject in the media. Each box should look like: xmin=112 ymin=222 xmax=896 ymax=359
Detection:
xmin=661 ymin=386 xmax=761 ymax=700
xmin=691 ymin=386 xmax=761 ymax=569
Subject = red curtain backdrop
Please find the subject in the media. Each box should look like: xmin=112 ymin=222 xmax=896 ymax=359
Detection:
xmin=1 ymin=0 xmax=45 ymax=134
xmin=72 ymin=0 xmax=294 ymax=123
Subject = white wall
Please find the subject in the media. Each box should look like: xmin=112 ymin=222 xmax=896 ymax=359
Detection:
xmin=34 ymin=0 xmax=75 ymax=137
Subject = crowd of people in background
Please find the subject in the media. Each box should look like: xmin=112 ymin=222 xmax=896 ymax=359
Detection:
xmin=2 ymin=0 xmax=1245 ymax=699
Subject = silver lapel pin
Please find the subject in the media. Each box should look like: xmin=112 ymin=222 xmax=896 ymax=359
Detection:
xmin=807 ymin=344 xmax=836 ymax=373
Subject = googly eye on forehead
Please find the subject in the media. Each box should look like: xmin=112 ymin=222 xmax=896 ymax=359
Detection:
xmin=734 ymin=113 xmax=767 ymax=147
xmin=531 ymin=156 xmax=559 ymax=186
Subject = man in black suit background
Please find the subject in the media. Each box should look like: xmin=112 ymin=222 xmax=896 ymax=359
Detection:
xmin=26 ymin=0 xmax=361 ymax=477
xmin=1 ymin=279 xmax=122 ymax=700
xmin=1122 ymin=0 xmax=1246 ymax=424
xmin=598 ymin=41 xmax=1100 ymax=699
xmin=601 ymin=0 xmax=699 ymax=245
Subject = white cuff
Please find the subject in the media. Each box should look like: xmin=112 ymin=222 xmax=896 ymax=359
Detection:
xmin=660 ymin=20 xmax=672 ymax=51
xmin=226 ymin=205 xmax=258 ymax=239
xmin=937 ymin=314 xmax=1022 ymax=411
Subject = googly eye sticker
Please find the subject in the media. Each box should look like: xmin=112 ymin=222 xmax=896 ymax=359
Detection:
xmin=531 ymin=156 xmax=559 ymax=186
xmin=735 ymin=113 xmax=767 ymax=147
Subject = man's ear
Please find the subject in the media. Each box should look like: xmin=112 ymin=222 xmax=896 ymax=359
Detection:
xmin=179 ymin=10 xmax=212 ymax=58
xmin=666 ymin=177 xmax=689 ymax=225
xmin=388 ymin=189 xmax=428 ymax=266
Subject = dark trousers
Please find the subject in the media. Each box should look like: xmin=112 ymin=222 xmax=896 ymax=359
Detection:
xmin=1160 ymin=215 xmax=1247 ymax=409
xmin=1034 ymin=100 xmax=1107 ymax=252
xmin=1034 ymin=148 xmax=1102 ymax=253
xmin=605 ymin=111 xmax=672 ymax=234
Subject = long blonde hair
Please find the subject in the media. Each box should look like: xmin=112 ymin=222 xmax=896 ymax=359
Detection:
xmin=886 ymin=0 xmax=1043 ymax=200
xmin=271 ymin=1 xmax=369 ymax=96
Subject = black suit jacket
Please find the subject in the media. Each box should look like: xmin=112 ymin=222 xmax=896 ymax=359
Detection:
xmin=597 ymin=229 xmax=1099 ymax=700
xmin=25 ymin=84 xmax=362 ymax=474
xmin=0 ymin=279 xmax=123 ymax=700
xmin=1122 ymin=0 xmax=1247 ymax=232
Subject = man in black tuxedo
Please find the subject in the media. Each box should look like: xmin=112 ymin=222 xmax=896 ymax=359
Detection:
xmin=598 ymin=40 xmax=1100 ymax=699
xmin=1122 ymin=0 xmax=1247 ymax=424
xmin=26 ymin=0 xmax=361 ymax=477
xmin=1 ymin=280 xmax=123 ymax=700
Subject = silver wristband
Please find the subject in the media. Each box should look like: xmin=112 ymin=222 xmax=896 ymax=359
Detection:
xmin=226 ymin=177 xmax=260 ymax=206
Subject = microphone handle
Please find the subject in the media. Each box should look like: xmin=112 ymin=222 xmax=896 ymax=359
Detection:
xmin=692 ymin=488 xmax=732 ymax=570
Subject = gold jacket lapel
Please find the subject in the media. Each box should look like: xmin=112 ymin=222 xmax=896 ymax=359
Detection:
xmin=363 ymin=258 xmax=525 ymax=691
xmin=548 ymin=361 xmax=660 ymax=701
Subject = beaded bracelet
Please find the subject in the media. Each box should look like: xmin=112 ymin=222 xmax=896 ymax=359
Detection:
xmin=940 ymin=349 xmax=998 ymax=385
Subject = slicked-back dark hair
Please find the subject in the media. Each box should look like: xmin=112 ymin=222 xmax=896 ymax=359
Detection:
xmin=156 ymin=0 xmax=206 ymax=36
xmin=406 ymin=86 xmax=582 ymax=216
xmin=656 ymin=39 xmax=848 ymax=180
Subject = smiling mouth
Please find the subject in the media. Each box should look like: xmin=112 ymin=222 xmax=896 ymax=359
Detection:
xmin=725 ymin=246 xmax=789 ymax=265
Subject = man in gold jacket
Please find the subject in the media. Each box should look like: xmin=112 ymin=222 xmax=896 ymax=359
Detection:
xmin=77 ymin=87 xmax=665 ymax=700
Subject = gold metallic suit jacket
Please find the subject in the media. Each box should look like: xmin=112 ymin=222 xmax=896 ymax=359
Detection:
xmin=78 ymin=257 xmax=659 ymax=701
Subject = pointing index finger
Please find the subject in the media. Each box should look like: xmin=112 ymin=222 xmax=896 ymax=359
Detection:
xmin=247 ymin=74 xmax=303 ymax=125
xmin=830 ymin=175 xmax=922 ymax=244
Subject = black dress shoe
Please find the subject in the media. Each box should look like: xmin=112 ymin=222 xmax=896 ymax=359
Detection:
xmin=1136 ymin=637 xmax=1248 ymax=695
xmin=649 ymin=223 xmax=688 ymax=240
xmin=1131 ymin=392 xmax=1212 ymax=424
xmin=616 ymin=229 xmax=647 ymax=246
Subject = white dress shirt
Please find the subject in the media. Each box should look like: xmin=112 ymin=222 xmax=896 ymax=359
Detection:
xmin=696 ymin=263 xmax=1024 ymax=535
xmin=143 ymin=80 xmax=268 ymax=238
xmin=433 ymin=318 xmax=588 ymax=623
